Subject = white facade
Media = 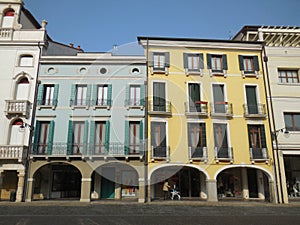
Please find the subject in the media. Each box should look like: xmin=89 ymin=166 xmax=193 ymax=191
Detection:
xmin=0 ymin=0 xmax=47 ymax=201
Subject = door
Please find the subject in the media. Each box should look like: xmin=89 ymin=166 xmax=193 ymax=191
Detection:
xmin=101 ymin=167 xmax=115 ymax=199
xmin=213 ymin=84 xmax=225 ymax=113
xmin=188 ymin=83 xmax=201 ymax=112
xmin=9 ymin=120 xmax=23 ymax=145
xmin=247 ymin=169 xmax=258 ymax=198
xmin=246 ymin=86 xmax=258 ymax=114
xmin=151 ymin=122 xmax=166 ymax=157
xmin=153 ymin=82 xmax=166 ymax=111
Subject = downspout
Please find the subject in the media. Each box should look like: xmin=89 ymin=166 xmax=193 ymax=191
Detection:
xmin=143 ymin=38 xmax=149 ymax=202
xmin=261 ymin=43 xmax=283 ymax=204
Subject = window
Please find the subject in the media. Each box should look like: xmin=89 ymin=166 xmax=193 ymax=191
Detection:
xmin=212 ymin=84 xmax=226 ymax=113
xmin=67 ymin=121 xmax=88 ymax=155
xmin=183 ymin=53 xmax=204 ymax=74
xmin=76 ymin=85 xmax=87 ymax=106
xmin=238 ymin=55 xmax=259 ymax=75
xmin=70 ymin=84 xmax=91 ymax=107
xmin=153 ymin=82 xmax=166 ymax=112
xmin=33 ymin=121 xmax=55 ymax=155
xmin=150 ymin=52 xmax=170 ymax=73
xmin=97 ymin=85 xmax=108 ymax=106
xmin=151 ymin=122 xmax=167 ymax=158
xmin=284 ymin=113 xmax=300 ymax=131
xmin=37 ymin=84 xmax=59 ymax=107
xmin=278 ymin=70 xmax=299 ymax=83
xmin=94 ymin=121 xmax=107 ymax=155
xmin=2 ymin=9 xmax=14 ymax=28
xmin=127 ymin=121 xmax=143 ymax=154
xmin=245 ymin=86 xmax=258 ymax=114
xmin=207 ymin=54 xmax=227 ymax=73
xmin=188 ymin=123 xmax=206 ymax=158
xmin=213 ymin=123 xmax=230 ymax=159
xmin=19 ymin=55 xmax=33 ymax=67
xmin=129 ymin=85 xmax=141 ymax=106
xmin=188 ymin=83 xmax=201 ymax=112
xmin=247 ymin=125 xmax=267 ymax=160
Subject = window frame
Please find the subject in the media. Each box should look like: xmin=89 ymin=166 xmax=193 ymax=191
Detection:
xmin=150 ymin=52 xmax=170 ymax=74
xmin=284 ymin=113 xmax=300 ymax=131
xmin=278 ymin=69 xmax=300 ymax=84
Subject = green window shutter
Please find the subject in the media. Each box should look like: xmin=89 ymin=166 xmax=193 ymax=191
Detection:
xmin=165 ymin=52 xmax=170 ymax=67
xmin=206 ymin=54 xmax=212 ymax=69
xmin=107 ymin=84 xmax=112 ymax=106
xmin=199 ymin=53 xmax=204 ymax=69
xmin=254 ymin=56 xmax=260 ymax=71
xmin=183 ymin=53 xmax=188 ymax=68
xmin=149 ymin=52 xmax=154 ymax=67
xmin=67 ymin=120 xmax=73 ymax=155
xmin=260 ymin=125 xmax=266 ymax=148
xmin=238 ymin=55 xmax=244 ymax=71
xmin=37 ymin=84 xmax=44 ymax=105
xmin=89 ymin=120 xmax=95 ymax=155
xmin=70 ymin=84 xmax=76 ymax=106
xmin=86 ymin=84 xmax=92 ymax=106
xmin=125 ymin=84 xmax=130 ymax=106
xmin=53 ymin=84 xmax=59 ymax=106
xmin=140 ymin=85 xmax=145 ymax=106
xmin=124 ymin=121 xmax=129 ymax=155
xmin=83 ymin=120 xmax=89 ymax=154
xmin=32 ymin=121 xmax=41 ymax=154
xmin=91 ymin=84 xmax=97 ymax=105
xmin=202 ymin=123 xmax=207 ymax=147
xmin=105 ymin=121 xmax=110 ymax=154
xmin=47 ymin=121 xmax=55 ymax=155
xmin=222 ymin=54 xmax=228 ymax=70
xmin=247 ymin=125 xmax=253 ymax=147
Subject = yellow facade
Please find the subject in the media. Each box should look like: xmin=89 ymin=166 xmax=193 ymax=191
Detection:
xmin=139 ymin=37 xmax=276 ymax=202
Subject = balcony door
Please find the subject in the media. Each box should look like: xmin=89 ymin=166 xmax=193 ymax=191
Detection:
xmin=2 ymin=10 xmax=14 ymax=28
xmin=188 ymin=83 xmax=201 ymax=112
xmin=151 ymin=122 xmax=166 ymax=157
xmin=16 ymin=77 xmax=29 ymax=100
xmin=246 ymin=86 xmax=258 ymax=114
xmin=153 ymin=82 xmax=166 ymax=111
xmin=9 ymin=119 xmax=23 ymax=145
xmin=212 ymin=84 xmax=225 ymax=113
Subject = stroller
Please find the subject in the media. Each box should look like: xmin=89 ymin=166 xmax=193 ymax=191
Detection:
xmin=170 ymin=185 xmax=181 ymax=200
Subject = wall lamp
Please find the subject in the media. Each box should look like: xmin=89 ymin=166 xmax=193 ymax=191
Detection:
xmin=20 ymin=122 xmax=34 ymax=131
xmin=272 ymin=128 xmax=289 ymax=140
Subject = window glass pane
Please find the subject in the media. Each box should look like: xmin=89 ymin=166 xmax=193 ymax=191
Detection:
xmin=284 ymin=114 xmax=293 ymax=130
xmin=130 ymin=85 xmax=140 ymax=105
xmin=154 ymin=54 xmax=165 ymax=68
xmin=45 ymin=86 xmax=54 ymax=105
xmin=294 ymin=115 xmax=300 ymax=131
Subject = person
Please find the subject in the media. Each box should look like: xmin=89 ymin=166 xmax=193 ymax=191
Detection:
xmin=163 ymin=180 xmax=170 ymax=200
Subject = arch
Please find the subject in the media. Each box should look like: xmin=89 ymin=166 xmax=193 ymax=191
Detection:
xmin=31 ymin=162 xmax=82 ymax=200
xmin=3 ymin=9 xmax=15 ymax=16
xmin=18 ymin=77 xmax=29 ymax=84
xmin=12 ymin=118 xmax=23 ymax=126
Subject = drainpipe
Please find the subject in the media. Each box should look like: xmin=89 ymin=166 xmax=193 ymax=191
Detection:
xmin=261 ymin=43 xmax=284 ymax=204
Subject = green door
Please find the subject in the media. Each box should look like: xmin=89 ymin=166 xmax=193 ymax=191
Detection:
xmin=101 ymin=167 xmax=115 ymax=199
xmin=246 ymin=86 xmax=258 ymax=114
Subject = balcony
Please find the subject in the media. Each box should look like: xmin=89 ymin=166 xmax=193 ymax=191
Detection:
xmin=31 ymin=142 xmax=144 ymax=160
xmin=5 ymin=100 xmax=31 ymax=118
xmin=151 ymin=146 xmax=170 ymax=162
xmin=0 ymin=28 xmax=46 ymax=42
xmin=243 ymin=104 xmax=266 ymax=118
xmin=148 ymin=100 xmax=172 ymax=116
xmin=0 ymin=28 xmax=13 ymax=39
xmin=0 ymin=145 xmax=28 ymax=162
xmin=188 ymin=146 xmax=207 ymax=162
xmin=214 ymin=147 xmax=233 ymax=163
xmin=185 ymin=101 xmax=208 ymax=117
xmin=210 ymin=102 xmax=233 ymax=118
xmin=250 ymin=148 xmax=269 ymax=163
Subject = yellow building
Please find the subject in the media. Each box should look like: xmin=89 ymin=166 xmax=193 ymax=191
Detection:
xmin=138 ymin=37 xmax=276 ymax=202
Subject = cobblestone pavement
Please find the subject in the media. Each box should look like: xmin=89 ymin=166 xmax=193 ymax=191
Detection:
xmin=0 ymin=200 xmax=300 ymax=225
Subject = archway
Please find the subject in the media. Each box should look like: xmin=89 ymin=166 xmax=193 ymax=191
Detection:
xmin=32 ymin=163 xmax=82 ymax=200
xmin=150 ymin=166 xmax=207 ymax=200
xmin=216 ymin=167 xmax=271 ymax=202
xmin=91 ymin=162 xmax=139 ymax=201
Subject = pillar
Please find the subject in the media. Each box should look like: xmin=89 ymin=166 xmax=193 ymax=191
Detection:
xmin=80 ymin=178 xmax=91 ymax=202
xmin=256 ymin=170 xmax=265 ymax=200
xmin=200 ymin=174 xmax=207 ymax=199
xmin=25 ymin=177 xmax=34 ymax=202
xmin=0 ymin=170 xmax=3 ymax=199
xmin=138 ymin=178 xmax=145 ymax=203
xmin=206 ymin=179 xmax=218 ymax=202
xmin=278 ymin=150 xmax=289 ymax=204
xmin=241 ymin=168 xmax=249 ymax=199
xmin=16 ymin=171 xmax=25 ymax=202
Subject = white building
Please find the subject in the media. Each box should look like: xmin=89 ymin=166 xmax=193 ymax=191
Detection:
xmin=233 ymin=25 xmax=300 ymax=203
xmin=0 ymin=0 xmax=48 ymax=201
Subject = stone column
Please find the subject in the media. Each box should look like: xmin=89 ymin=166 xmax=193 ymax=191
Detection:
xmin=138 ymin=178 xmax=145 ymax=203
xmin=200 ymin=174 xmax=207 ymax=199
xmin=241 ymin=168 xmax=249 ymax=199
xmin=25 ymin=178 xmax=34 ymax=202
xmin=257 ymin=170 xmax=265 ymax=200
xmin=0 ymin=170 xmax=3 ymax=199
xmin=206 ymin=179 xmax=218 ymax=202
xmin=16 ymin=171 xmax=25 ymax=202
xmin=80 ymin=178 xmax=91 ymax=202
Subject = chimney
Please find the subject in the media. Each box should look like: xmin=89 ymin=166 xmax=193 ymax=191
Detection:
xmin=69 ymin=43 xmax=74 ymax=48
xmin=77 ymin=45 xmax=81 ymax=50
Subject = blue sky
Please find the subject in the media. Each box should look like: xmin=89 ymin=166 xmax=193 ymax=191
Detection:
xmin=25 ymin=0 xmax=300 ymax=53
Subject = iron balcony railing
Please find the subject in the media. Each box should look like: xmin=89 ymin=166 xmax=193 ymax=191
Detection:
xmin=0 ymin=145 xmax=28 ymax=162
xmin=210 ymin=102 xmax=233 ymax=117
xmin=148 ymin=100 xmax=172 ymax=115
xmin=5 ymin=100 xmax=31 ymax=118
xmin=124 ymin=98 xmax=145 ymax=108
xmin=188 ymin=146 xmax=207 ymax=161
xmin=31 ymin=142 xmax=144 ymax=157
xmin=243 ymin=104 xmax=266 ymax=118
xmin=37 ymin=98 xmax=58 ymax=106
xmin=151 ymin=145 xmax=170 ymax=161
xmin=250 ymin=148 xmax=269 ymax=162
xmin=185 ymin=101 xmax=208 ymax=116
xmin=214 ymin=147 xmax=234 ymax=162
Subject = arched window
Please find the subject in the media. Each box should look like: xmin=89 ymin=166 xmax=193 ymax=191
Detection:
xmin=10 ymin=119 xmax=24 ymax=145
xmin=2 ymin=9 xmax=15 ymax=28
xmin=19 ymin=55 xmax=34 ymax=67
xmin=16 ymin=77 xmax=30 ymax=100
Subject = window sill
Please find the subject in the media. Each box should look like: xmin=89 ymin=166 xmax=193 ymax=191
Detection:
xmin=209 ymin=69 xmax=227 ymax=77
xmin=150 ymin=67 xmax=168 ymax=75
xmin=126 ymin=105 xmax=144 ymax=110
xmin=38 ymin=105 xmax=57 ymax=110
xmin=93 ymin=105 xmax=111 ymax=110
xmin=277 ymin=83 xmax=300 ymax=86
xmin=71 ymin=105 xmax=90 ymax=110
xmin=185 ymin=68 xmax=203 ymax=76
xmin=242 ymin=71 xmax=259 ymax=79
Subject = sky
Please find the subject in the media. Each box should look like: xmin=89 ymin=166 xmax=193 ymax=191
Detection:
xmin=24 ymin=0 xmax=300 ymax=54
